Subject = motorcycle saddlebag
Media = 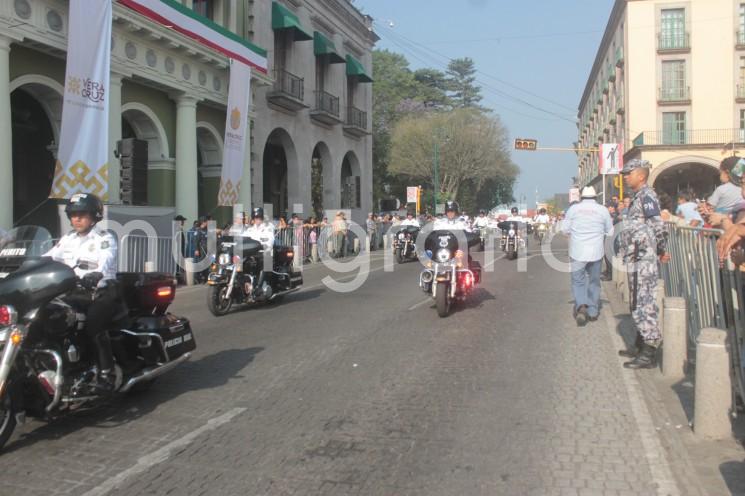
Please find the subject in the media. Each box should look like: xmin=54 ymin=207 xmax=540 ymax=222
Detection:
xmin=131 ymin=313 xmax=196 ymax=362
xmin=117 ymin=272 xmax=176 ymax=313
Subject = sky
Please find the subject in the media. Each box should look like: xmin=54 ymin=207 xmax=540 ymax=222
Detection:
xmin=355 ymin=0 xmax=614 ymax=207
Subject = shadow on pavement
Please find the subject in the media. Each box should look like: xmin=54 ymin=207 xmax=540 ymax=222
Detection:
xmin=4 ymin=347 xmax=264 ymax=453
xmin=720 ymin=459 xmax=745 ymax=496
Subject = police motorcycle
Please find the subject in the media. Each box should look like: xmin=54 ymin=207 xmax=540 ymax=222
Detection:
xmin=0 ymin=226 xmax=196 ymax=451
xmin=534 ymin=223 xmax=549 ymax=244
xmin=393 ymin=220 xmax=420 ymax=264
xmin=206 ymin=211 xmax=303 ymax=316
xmin=499 ymin=208 xmax=525 ymax=260
xmin=419 ymin=230 xmax=482 ymax=318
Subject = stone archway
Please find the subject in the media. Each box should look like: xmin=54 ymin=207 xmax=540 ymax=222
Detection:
xmin=121 ymin=102 xmax=170 ymax=162
xmin=9 ymin=76 xmax=64 ymax=233
xmin=195 ymin=122 xmax=224 ymax=221
xmin=340 ymin=151 xmax=361 ymax=210
xmin=263 ymin=128 xmax=298 ymax=219
xmin=651 ymin=156 xmax=721 ymax=200
xmin=311 ymin=141 xmax=334 ymax=218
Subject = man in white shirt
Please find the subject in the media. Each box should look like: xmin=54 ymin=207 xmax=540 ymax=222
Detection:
xmin=561 ymin=186 xmax=613 ymax=326
xmin=401 ymin=211 xmax=420 ymax=227
xmin=244 ymin=207 xmax=275 ymax=250
xmin=473 ymin=210 xmax=490 ymax=229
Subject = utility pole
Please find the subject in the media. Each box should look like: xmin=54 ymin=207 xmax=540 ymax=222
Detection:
xmin=433 ymin=140 xmax=439 ymax=214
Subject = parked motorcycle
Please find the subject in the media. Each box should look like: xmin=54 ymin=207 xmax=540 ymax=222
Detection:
xmin=393 ymin=226 xmax=420 ymax=264
xmin=419 ymin=230 xmax=481 ymax=318
xmin=206 ymin=236 xmax=303 ymax=316
xmin=0 ymin=226 xmax=195 ymax=451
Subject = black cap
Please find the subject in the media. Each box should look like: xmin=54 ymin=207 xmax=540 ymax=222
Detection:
xmin=251 ymin=207 xmax=264 ymax=220
xmin=173 ymin=215 xmax=187 ymax=221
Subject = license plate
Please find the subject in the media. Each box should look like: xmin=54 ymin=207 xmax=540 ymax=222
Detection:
xmin=164 ymin=332 xmax=193 ymax=349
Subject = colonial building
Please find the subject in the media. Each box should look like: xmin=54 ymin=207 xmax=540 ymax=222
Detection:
xmin=577 ymin=0 xmax=745 ymax=201
xmin=0 ymin=0 xmax=376 ymax=234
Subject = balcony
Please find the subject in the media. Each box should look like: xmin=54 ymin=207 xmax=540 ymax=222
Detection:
xmin=630 ymin=128 xmax=745 ymax=148
xmin=658 ymin=86 xmax=691 ymax=105
xmin=738 ymin=82 xmax=745 ymax=102
xmin=615 ymin=47 xmax=624 ymax=67
xmin=267 ymin=69 xmax=307 ymax=112
xmin=343 ymin=106 xmax=369 ymax=137
xmin=657 ymin=32 xmax=690 ymax=52
xmin=310 ymin=90 xmax=342 ymax=125
xmin=738 ymin=30 xmax=745 ymax=49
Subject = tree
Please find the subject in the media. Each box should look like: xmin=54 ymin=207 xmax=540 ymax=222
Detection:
xmin=413 ymin=68 xmax=451 ymax=110
xmin=389 ymin=109 xmax=518 ymax=205
xmin=446 ymin=57 xmax=485 ymax=110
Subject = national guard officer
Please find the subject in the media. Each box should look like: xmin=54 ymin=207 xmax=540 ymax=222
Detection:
xmin=45 ymin=193 xmax=120 ymax=391
xmin=618 ymin=159 xmax=670 ymax=369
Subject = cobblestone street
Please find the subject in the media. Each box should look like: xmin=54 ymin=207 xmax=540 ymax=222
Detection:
xmin=0 ymin=241 xmax=700 ymax=495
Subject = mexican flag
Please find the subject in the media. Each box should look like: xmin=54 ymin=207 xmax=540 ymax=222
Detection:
xmin=118 ymin=0 xmax=267 ymax=73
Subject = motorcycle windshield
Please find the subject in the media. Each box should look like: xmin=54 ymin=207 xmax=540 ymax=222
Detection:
xmin=0 ymin=226 xmax=54 ymax=258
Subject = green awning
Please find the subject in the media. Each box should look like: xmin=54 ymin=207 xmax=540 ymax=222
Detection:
xmin=346 ymin=55 xmax=373 ymax=83
xmin=314 ymin=31 xmax=345 ymax=64
xmin=272 ymin=1 xmax=312 ymax=41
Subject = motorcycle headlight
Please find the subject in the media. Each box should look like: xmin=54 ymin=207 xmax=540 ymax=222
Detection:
xmin=218 ymin=253 xmax=231 ymax=265
xmin=508 ymin=229 xmax=516 ymax=236
xmin=436 ymin=248 xmax=451 ymax=262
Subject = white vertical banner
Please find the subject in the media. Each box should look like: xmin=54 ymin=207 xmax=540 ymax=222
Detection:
xmin=219 ymin=60 xmax=252 ymax=206
xmin=50 ymin=0 xmax=112 ymax=200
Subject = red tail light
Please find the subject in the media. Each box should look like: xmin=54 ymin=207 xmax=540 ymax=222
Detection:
xmin=0 ymin=305 xmax=16 ymax=327
xmin=156 ymin=286 xmax=173 ymax=298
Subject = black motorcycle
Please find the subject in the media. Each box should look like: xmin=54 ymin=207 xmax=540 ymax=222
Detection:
xmin=0 ymin=226 xmax=195 ymax=451
xmin=419 ymin=230 xmax=481 ymax=317
xmin=500 ymin=222 xmax=522 ymax=260
xmin=206 ymin=236 xmax=303 ymax=316
xmin=393 ymin=225 xmax=420 ymax=264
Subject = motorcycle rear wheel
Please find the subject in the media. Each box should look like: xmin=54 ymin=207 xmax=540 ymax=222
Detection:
xmin=436 ymin=282 xmax=450 ymax=318
xmin=207 ymin=285 xmax=233 ymax=316
xmin=0 ymin=394 xmax=16 ymax=451
xmin=396 ymin=247 xmax=404 ymax=264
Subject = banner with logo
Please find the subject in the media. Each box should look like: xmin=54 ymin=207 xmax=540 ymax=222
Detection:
xmin=218 ymin=60 xmax=252 ymax=206
xmin=50 ymin=0 xmax=111 ymax=200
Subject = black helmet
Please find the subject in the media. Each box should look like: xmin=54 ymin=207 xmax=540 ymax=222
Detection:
xmin=540 ymin=208 xmax=547 ymax=214
xmin=445 ymin=200 xmax=459 ymax=214
xmin=479 ymin=209 xmax=486 ymax=215
xmin=65 ymin=193 xmax=103 ymax=222
xmin=251 ymin=207 xmax=264 ymax=220
xmin=406 ymin=210 xmax=415 ymax=217
xmin=511 ymin=207 xmax=519 ymax=215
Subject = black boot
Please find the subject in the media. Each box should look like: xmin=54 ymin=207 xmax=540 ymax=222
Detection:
xmin=619 ymin=333 xmax=644 ymax=358
xmin=93 ymin=333 xmax=116 ymax=394
xmin=623 ymin=342 xmax=657 ymax=369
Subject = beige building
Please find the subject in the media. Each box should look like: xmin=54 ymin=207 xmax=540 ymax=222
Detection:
xmin=577 ymin=0 xmax=745 ymax=202
xmin=0 ymin=0 xmax=376 ymax=235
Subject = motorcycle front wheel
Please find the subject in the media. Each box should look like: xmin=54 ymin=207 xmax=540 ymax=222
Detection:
xmin=0 ymin=393 xmax=17 ymax=452
xmin=436 ymin=281 xmax=451 ymax=318
xmin=207 ymin=284 xmax=234 ymax=316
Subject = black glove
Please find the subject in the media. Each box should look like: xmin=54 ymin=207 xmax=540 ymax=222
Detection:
xmin=80 ymin=272 xmax=104 ymax=291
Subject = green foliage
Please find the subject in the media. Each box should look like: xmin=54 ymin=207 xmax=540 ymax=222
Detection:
xmin=446 ymin=57 xmax=486 ymax=110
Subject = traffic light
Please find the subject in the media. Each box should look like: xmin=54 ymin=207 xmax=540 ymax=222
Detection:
xmin=514 ymin=138 xmax=538 ymax=151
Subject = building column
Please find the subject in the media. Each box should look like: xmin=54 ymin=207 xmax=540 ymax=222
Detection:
xmin=0 ymin=36 xmax=12 ymax=230
xmin=174 ymin=94 xmax=199 ymax=221
xmin=108 ymin=72 xmax=124 ymax=204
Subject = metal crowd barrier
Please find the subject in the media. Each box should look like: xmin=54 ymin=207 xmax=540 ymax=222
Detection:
xmin=720 ymin=266 xmax=745 ymax=408
xmin=662 ymin=224 xmax=725 ymax=345
xmin=119 ymin=234 xmax=178 ymax=275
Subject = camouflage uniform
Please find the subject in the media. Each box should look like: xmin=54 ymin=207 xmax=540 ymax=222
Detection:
xmin=621 ymin=184 xmax=668 ymax=343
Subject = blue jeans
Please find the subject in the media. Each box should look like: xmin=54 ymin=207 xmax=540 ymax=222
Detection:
xmin=571 ymin=258 xmax=602 ymax=317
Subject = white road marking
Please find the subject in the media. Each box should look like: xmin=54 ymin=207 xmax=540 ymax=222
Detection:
xmin=600 ymin=291 xmax=682 ymax=496
xmin=80 ymin=407 xmax=247 ymax=496
xmin=408 ymin=298 xmax=432 ymax=311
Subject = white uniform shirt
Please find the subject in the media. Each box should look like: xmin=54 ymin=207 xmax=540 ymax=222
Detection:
xmin=400 ymin=218 xmax=421 ymax=227
xmin=473 ymin=216 xmax=489 ymax=228
xmin=244 ymin=222 xmax=275 ymax=250
xmin=534 ymin=214 xmax=550 ymax=224
xmin=433 ymin=217 xmax=472 ymax=232
xmin=45 ymin=228 xmax=117 ymax=285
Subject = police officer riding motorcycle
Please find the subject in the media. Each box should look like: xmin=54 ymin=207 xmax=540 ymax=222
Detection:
xmin=419 ymin=201 xmax=481 ymax=317
xmin=393 ymin=211 xmax=420 ymax=264
xmin=498 ymin=207 xmax=525 ymax=260
xmin=207 ymin=207 xmax=302 ymax=316
xmin=473 ymin=210 xmax=490 ymax=251
xmin=533 ymin=208 xmax=550 ymax=244
xmin=0 ymin=194 xmax=195 ymax=450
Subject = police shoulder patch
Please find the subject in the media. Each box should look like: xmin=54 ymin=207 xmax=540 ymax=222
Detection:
xmin=101 ymin=240 xmax=110 ymax=249
xmin=641 ymin=194 xmax=661 ymax=218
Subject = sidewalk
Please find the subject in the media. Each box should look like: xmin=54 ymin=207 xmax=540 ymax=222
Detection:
xmin=602 ymin=280 xmax=745 ymax=496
